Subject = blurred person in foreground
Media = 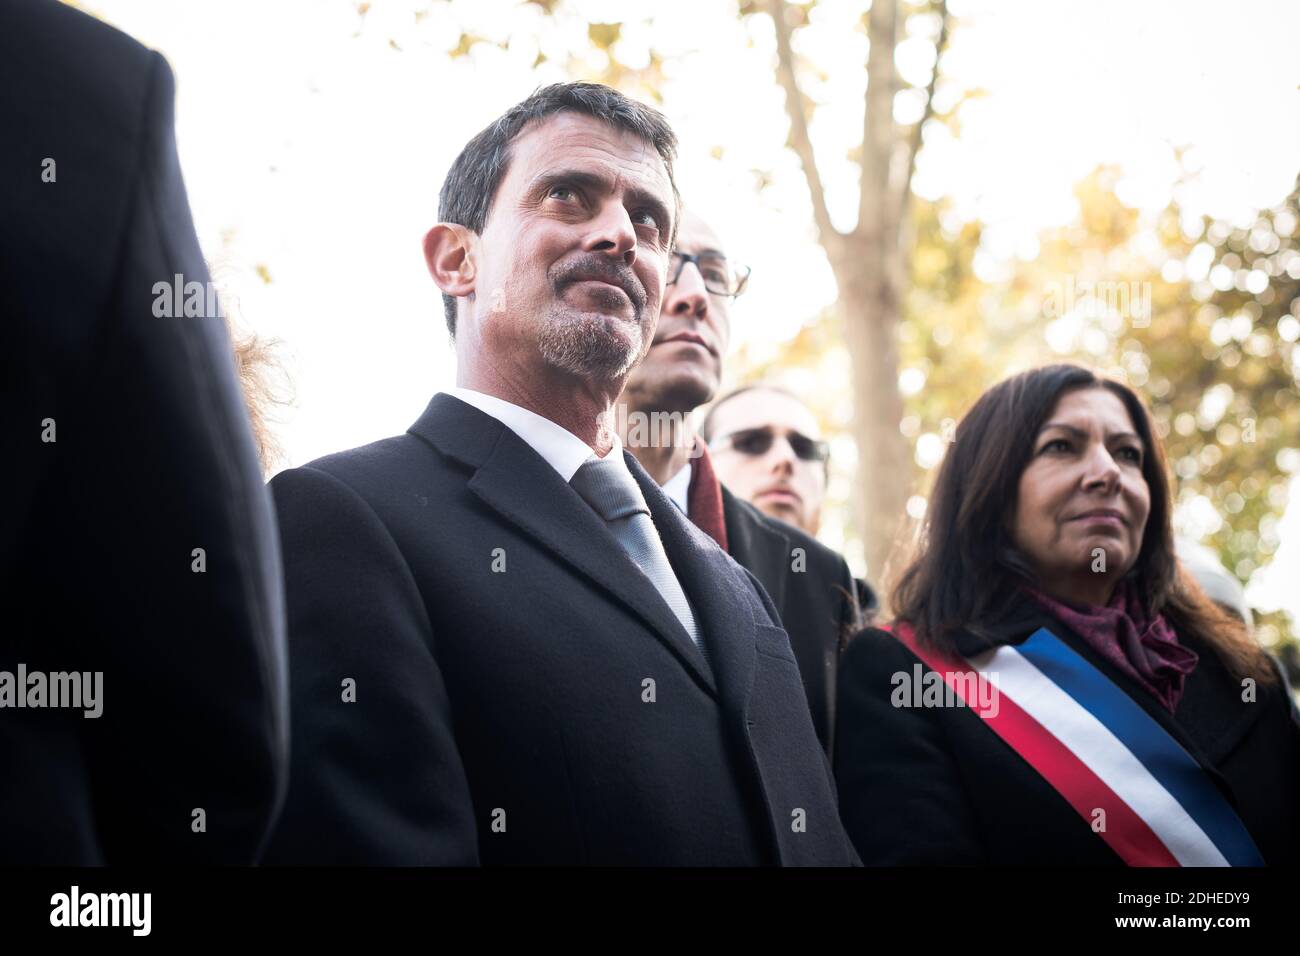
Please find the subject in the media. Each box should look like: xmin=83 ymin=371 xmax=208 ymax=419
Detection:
xmin=0 ymin=0 xmax=287 ymax=863
xmin=617 ymin=210 xmax=865 ymax=755
xmin=835 ymin=364 xmax=1300 ymax=865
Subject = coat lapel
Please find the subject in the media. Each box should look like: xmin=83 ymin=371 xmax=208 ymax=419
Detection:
xmin=1159 ymin=638 xmax=1268 ymax=768
xmin=631 ymin=458 xmax=760 ymax=729
xmin=409 ymin=394 xmax=716 ymax=694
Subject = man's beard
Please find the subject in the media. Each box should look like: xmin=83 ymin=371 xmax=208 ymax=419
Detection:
xmin=537 ymin=308 xmax=648 ymax=381
xmin=537 ymin=274 xmax=650 ymax=381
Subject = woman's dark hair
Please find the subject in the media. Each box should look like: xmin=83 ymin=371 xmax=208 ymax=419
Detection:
xmin=891 ymin=363 xmax=1274 ymax=683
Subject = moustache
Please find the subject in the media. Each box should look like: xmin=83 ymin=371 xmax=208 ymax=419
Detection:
xmin=552 ymin=257 xmax=648 ymax=313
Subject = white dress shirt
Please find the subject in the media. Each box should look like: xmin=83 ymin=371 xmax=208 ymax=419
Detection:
xmin=662 ymin=461 xmax=692 ymax=516
xmin=446 ymin=386 xmax=626 ymax=480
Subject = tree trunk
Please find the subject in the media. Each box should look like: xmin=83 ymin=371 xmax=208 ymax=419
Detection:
xmin=849 ymin=0 xmax=908 ymax=593
xmin=835 ymin=240 xmax=909 ymax=593
xmin=769 ymin=0 xmax=948 ymax=598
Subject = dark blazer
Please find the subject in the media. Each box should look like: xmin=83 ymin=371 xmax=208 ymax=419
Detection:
xmin=722 ymin=488 xmax=863 ymax=755
xmin=263 ymin=393 xmax=856 ymax=865
xmin=834 ymin=597 xmax=1300 ymax=865
xmin=0 ymin=0 xmax=288 ymax=863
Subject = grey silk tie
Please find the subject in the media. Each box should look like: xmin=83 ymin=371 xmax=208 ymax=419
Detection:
xmin=570 ymin=454 xmax=706 ymax=661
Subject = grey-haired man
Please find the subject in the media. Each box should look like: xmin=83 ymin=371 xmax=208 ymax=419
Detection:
xmin=264 ymin=83 xmax=856 ymax=866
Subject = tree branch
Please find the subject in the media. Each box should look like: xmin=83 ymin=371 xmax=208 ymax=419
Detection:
xmin=892 ymin=0 xmax=950 ymax=235
xmin=858 ymin=0 xmax=898 ymax=240
xmin=770 ymin=0 xmax=839 ymax=248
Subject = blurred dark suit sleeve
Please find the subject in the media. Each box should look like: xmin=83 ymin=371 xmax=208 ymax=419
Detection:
xmin=0 ymin=0 xmax=288 ymax=863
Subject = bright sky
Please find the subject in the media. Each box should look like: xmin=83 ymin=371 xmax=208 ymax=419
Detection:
xmin=86 ymin=0 xmax=1300 ymax=625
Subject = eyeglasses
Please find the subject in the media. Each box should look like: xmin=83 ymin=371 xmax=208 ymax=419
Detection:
xmin=667 ymin=252 xmax=751 ymax=298
xmin=711 ymin=426 xmax=830 ymax=463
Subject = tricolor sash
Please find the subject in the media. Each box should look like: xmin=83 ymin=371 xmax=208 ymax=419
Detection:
xmin=889 ymin=623 xmax=1264 ymax=867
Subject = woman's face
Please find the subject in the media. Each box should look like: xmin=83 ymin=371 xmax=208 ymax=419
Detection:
xmin=1011 ymin=387 xmax=1151 ymax=603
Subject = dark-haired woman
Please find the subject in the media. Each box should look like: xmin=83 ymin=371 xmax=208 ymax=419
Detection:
xmin=834 ymin=364 xmax=1300 ymax=865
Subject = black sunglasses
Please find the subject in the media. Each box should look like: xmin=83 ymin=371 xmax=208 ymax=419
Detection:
xmin=712 ymin=426 xmax=829 ymax=463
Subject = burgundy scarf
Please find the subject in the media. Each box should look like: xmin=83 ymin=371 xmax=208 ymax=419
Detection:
xmin=1020 ymin=580 xmax=1198 ymax=713
xmin=685 ymin=442 xmax=729 ymax=553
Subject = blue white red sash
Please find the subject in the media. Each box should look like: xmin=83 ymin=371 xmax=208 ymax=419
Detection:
xmin=889 ymin=623 xmax=1264 ymax=867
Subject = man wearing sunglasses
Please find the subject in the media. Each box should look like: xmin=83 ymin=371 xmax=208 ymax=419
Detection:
xmin=702 ymin=386 xmax=829 ymax=536
xmin=618 ymin=211 xmax=866 ymax=755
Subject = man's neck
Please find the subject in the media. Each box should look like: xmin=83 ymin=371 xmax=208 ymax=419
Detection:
xmin=458 ymin=367 xmax=621 ymax=456
xmin=616 ymin=397 xmax=697 ymax=485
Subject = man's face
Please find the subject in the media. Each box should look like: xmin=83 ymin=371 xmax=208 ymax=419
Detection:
xmin=470 ymin=112 xmax=676 ymax=385
xmin=708 ymin=389 xmax=828 ymax=534
xmin=622 ymin=211 xmax=732 ymax=413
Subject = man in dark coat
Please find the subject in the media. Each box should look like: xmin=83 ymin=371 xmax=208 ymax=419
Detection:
xmin=262 ymin=83 xmax=856 ymax=866
xmin=617 ymin=210 xmax=870 ymax=755
xmin=0 ymin=0 xmax=288 ymax=863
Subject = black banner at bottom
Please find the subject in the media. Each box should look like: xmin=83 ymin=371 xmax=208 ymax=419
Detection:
xmin=0 ymin=864 xmax=1288 ymax=941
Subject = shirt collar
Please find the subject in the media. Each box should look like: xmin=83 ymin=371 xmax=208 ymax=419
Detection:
xmin=446 ymin=386 xmax=622 ymax=483
xmin=662 ymin=461 xmax=692 ymax=515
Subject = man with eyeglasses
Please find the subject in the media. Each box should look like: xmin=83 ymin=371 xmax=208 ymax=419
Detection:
xmin=618 ymin=211 xmax=867 ymax=755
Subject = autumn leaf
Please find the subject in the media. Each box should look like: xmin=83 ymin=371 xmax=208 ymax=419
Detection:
xmin=587 ymin=22 xmax=622 ymax=49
